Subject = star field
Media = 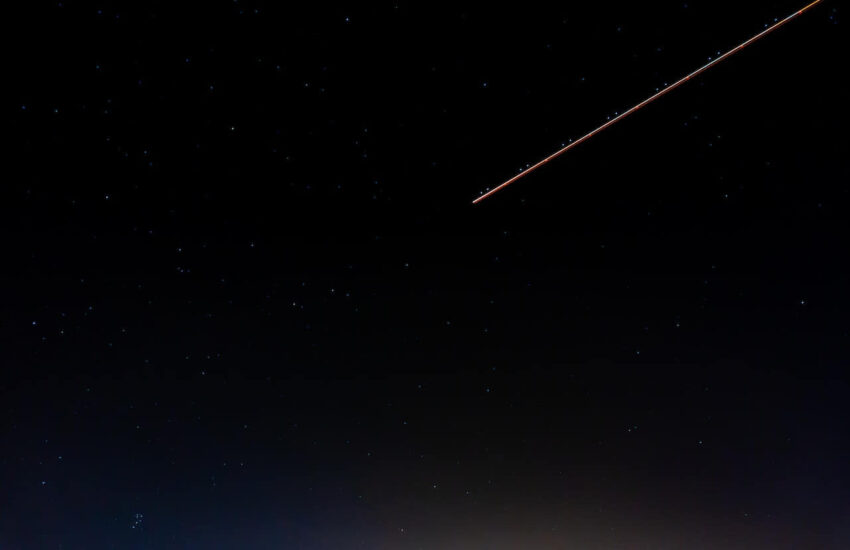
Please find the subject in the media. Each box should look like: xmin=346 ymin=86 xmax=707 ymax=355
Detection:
xmin=4 ymin=1 xmax=849 ymax=548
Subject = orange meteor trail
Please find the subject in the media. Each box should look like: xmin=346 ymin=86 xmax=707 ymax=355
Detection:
xmin=472 ymin=0 xmax=825 ymax=204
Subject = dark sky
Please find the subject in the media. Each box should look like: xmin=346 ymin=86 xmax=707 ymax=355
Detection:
xmin=4 ymin=1 xmax=849 ymax=548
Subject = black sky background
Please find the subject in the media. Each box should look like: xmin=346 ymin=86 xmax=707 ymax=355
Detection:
xmin=4 ymin=1 xmax=849 ymax=548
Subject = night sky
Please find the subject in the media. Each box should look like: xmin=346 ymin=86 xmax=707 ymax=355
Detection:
xmin=4 ymin=1 xmax=849 ymax=548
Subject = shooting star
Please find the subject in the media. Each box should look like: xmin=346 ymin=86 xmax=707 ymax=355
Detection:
xmin=472 ymin=0 xmax=825 ymax=204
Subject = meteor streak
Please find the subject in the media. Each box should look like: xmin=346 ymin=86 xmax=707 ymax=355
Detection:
xmin=472 ymin=0 xmax=825 ymax=204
